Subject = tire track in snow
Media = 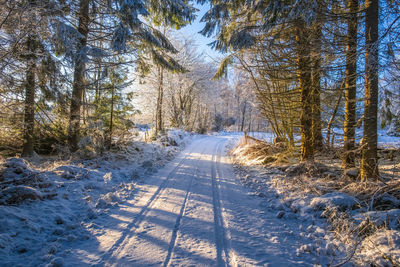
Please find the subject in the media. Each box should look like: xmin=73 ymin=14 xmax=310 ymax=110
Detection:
xmin=100 ymin=139 xmax=204 ymax=266
xmin=211 ymin=140 xmax=232 ymax=267
xmin=162 ymin=145 xmax=206 ymax=267
xmin=215 ymin=139 xmax=238 ymax=267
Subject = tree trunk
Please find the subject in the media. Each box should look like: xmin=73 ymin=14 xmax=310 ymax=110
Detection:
xmin=109 ymin=85 xmax=115 ymax=149
xmin=240 ymin=101 xmax=247 ymax=132
xmin=326 ymin=84 xmax=344 ymax=146
xmin=296 ymin=20 xmax=314 ymax=161
xmin=342 ymin=0 xmax=359 ymax=168
xmin=247 ymin=108 xmax=252 ymax=132
xmin=94 ymin=15 xmax=104 ymax=116
xmin=68 ymin=0 xmax=89 ymax=151
xmin=22 ymin=35 xmax=36 ymax=157
xmin=311 ymin=7 xmax=324 ymax=150
xmin=361 ymin=0 xmax=379 ymax=180
xmin=236 ymin=93 xmax=240 ymax=131
xmin=155 ymin=65 xmax=164 ymax=136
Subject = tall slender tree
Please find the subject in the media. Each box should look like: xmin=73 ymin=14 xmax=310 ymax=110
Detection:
xmin=200 ymin=1 xmax=320 ymax=161
xmin=0 ymin=0 xmax=62 ymax=157
xmin=155 ymin=64 xmax=164 ymax=135
xmin=361 ymin=0 xmax=379 ymax=180
xmin=295 ymin=18 xmax=314 ymax=161
xmin=22 ymin=34 xmax=38 ymax=157
xmin=311 ymin=2 xmax=324 ymax=150
xmin=343 ymin=0 xmax=359 ymax=168
xmin=68 ymin=0 xmax=90 ymax=151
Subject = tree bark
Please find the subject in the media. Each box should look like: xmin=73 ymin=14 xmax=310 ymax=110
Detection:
xmin=68 ymin=0 xmax=89 ymax=151
xmin=326 ymin=83 xmax=344 ymax=146
xmin=296 ymin=20 xmax=314 ymax=161
xmin=311 ymin=6 xmax=324 ymax=150
xmin=361 ymin=0 xmax=379 ymax=180
xmin=247 ymin=108 xmax=252 ymax=132
xmin=109 ymin=85 xmax=114 ymax=149
xmin=240 ymin=101 xmax=247 ymax=132
xmin=342 ymin=0 xmax=359 ymax=168
xmin=22 ymin=35 xmax=36 ymax=157
xmin=155 ymin=65 xmax=164 ymax=136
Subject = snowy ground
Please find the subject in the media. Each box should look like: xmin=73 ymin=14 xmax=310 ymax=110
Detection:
xmin=0 ymin=130 xmax=192 ymax=267
xmin=231 ymin=133 xmax=400 ymax=266
xmin=1 ymin=131 xmax=398 ymax=266
xmin=56 ymin=134 xmax=328 ymax=266
xmin=1 ymin=133 xmax=333 ymax=267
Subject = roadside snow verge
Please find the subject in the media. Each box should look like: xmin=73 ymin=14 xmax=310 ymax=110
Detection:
xmin=0 ymin=130 xmax=193 ymax=267
xmin=230 ymin=140 xmax=400 ymax=266
xmin=310 ymin=192 xmax=359 ymax=212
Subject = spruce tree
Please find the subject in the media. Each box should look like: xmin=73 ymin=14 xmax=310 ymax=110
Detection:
xmin=361 ymin=0 xmax=379 ymax=180
xmin=343 ymin=0 xmax=359 ymax=169
xmin=63 ymin=0 xmax=196 ymax=150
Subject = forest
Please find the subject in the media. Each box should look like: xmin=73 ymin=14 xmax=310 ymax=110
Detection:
xmin=0 ymin=0 xmax=399 ymax=176
xmin=1 ymin=0 xmax=400 ymax=266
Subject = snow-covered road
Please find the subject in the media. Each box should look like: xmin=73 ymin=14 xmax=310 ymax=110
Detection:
xmin=63 ymin=135 xmax=316 ymax=266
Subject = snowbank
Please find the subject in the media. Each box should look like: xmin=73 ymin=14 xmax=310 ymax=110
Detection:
xmin=353 ymin=209 xmax=400 ymax=229
xmin=310 ymin=192 xmax=359 ymax=212
xmin=359 ymin=230 xmax=400 ymax=266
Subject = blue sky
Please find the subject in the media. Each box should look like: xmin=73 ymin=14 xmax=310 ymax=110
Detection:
xmin=179 ymin=3 xmax=224 ymax=62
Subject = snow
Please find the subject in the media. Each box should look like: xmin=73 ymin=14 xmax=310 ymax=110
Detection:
xmin=0 ymin=185 xmax=43 ymax=204
xmin=0 ymin=132 xmax=339 ymax=266
xmin=325 ymin=128 xmax=400 ymax=148
xmin=378 ymin=129 xmax=400 ymax=148
xmin=310 ymin=192 xmax=359 ymax=212
xmin=231 ymin=163 xmax=347 ymax=265
xmin=50 ymin=134 xmax=327 ymax=266
xmin=359 ymin=230 xmax=400 ymax=266
xmin=245 ymin=128 xmax=400 ymax=148
xmin=0 ymin=130 xmax=192 ymax=267
xmin=353 ymin=209 xmax=400 ymax=229
xmin=230 ymin=132 xmax=400 ymax=266
xmin=0 ymin=130 xmax=398 ymax=266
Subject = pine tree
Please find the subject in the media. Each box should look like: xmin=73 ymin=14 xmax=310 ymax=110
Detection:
xmin=295 ymin=18 xmax=314 ymax=161
xmin=200 ymin=0 xmax=318 ymax=160
xmin=22 ymin=34 xmax=38 ymax=157
xmin=64 ymin=0 xmax=196 ymax=150
xmin=68 ymin=0 xmax=90 ymax=152
xmin=311 ymin=1 xmax=324 ymax=150
xmin=0 ymin=0 xmax=64 ymax=157
xmin=361 ymin=0 xmax=379 ymax=180
xmin=93 ymin=62 xmax=136 ymax=148
xmin=343 ymin=0 xmax=359 ymax=169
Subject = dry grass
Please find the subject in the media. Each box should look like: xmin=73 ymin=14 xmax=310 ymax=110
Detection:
xmin=232 ymin=137 xmax=296 ymax=166
xmin=233 ymin=137 xmax=400 ymax=202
